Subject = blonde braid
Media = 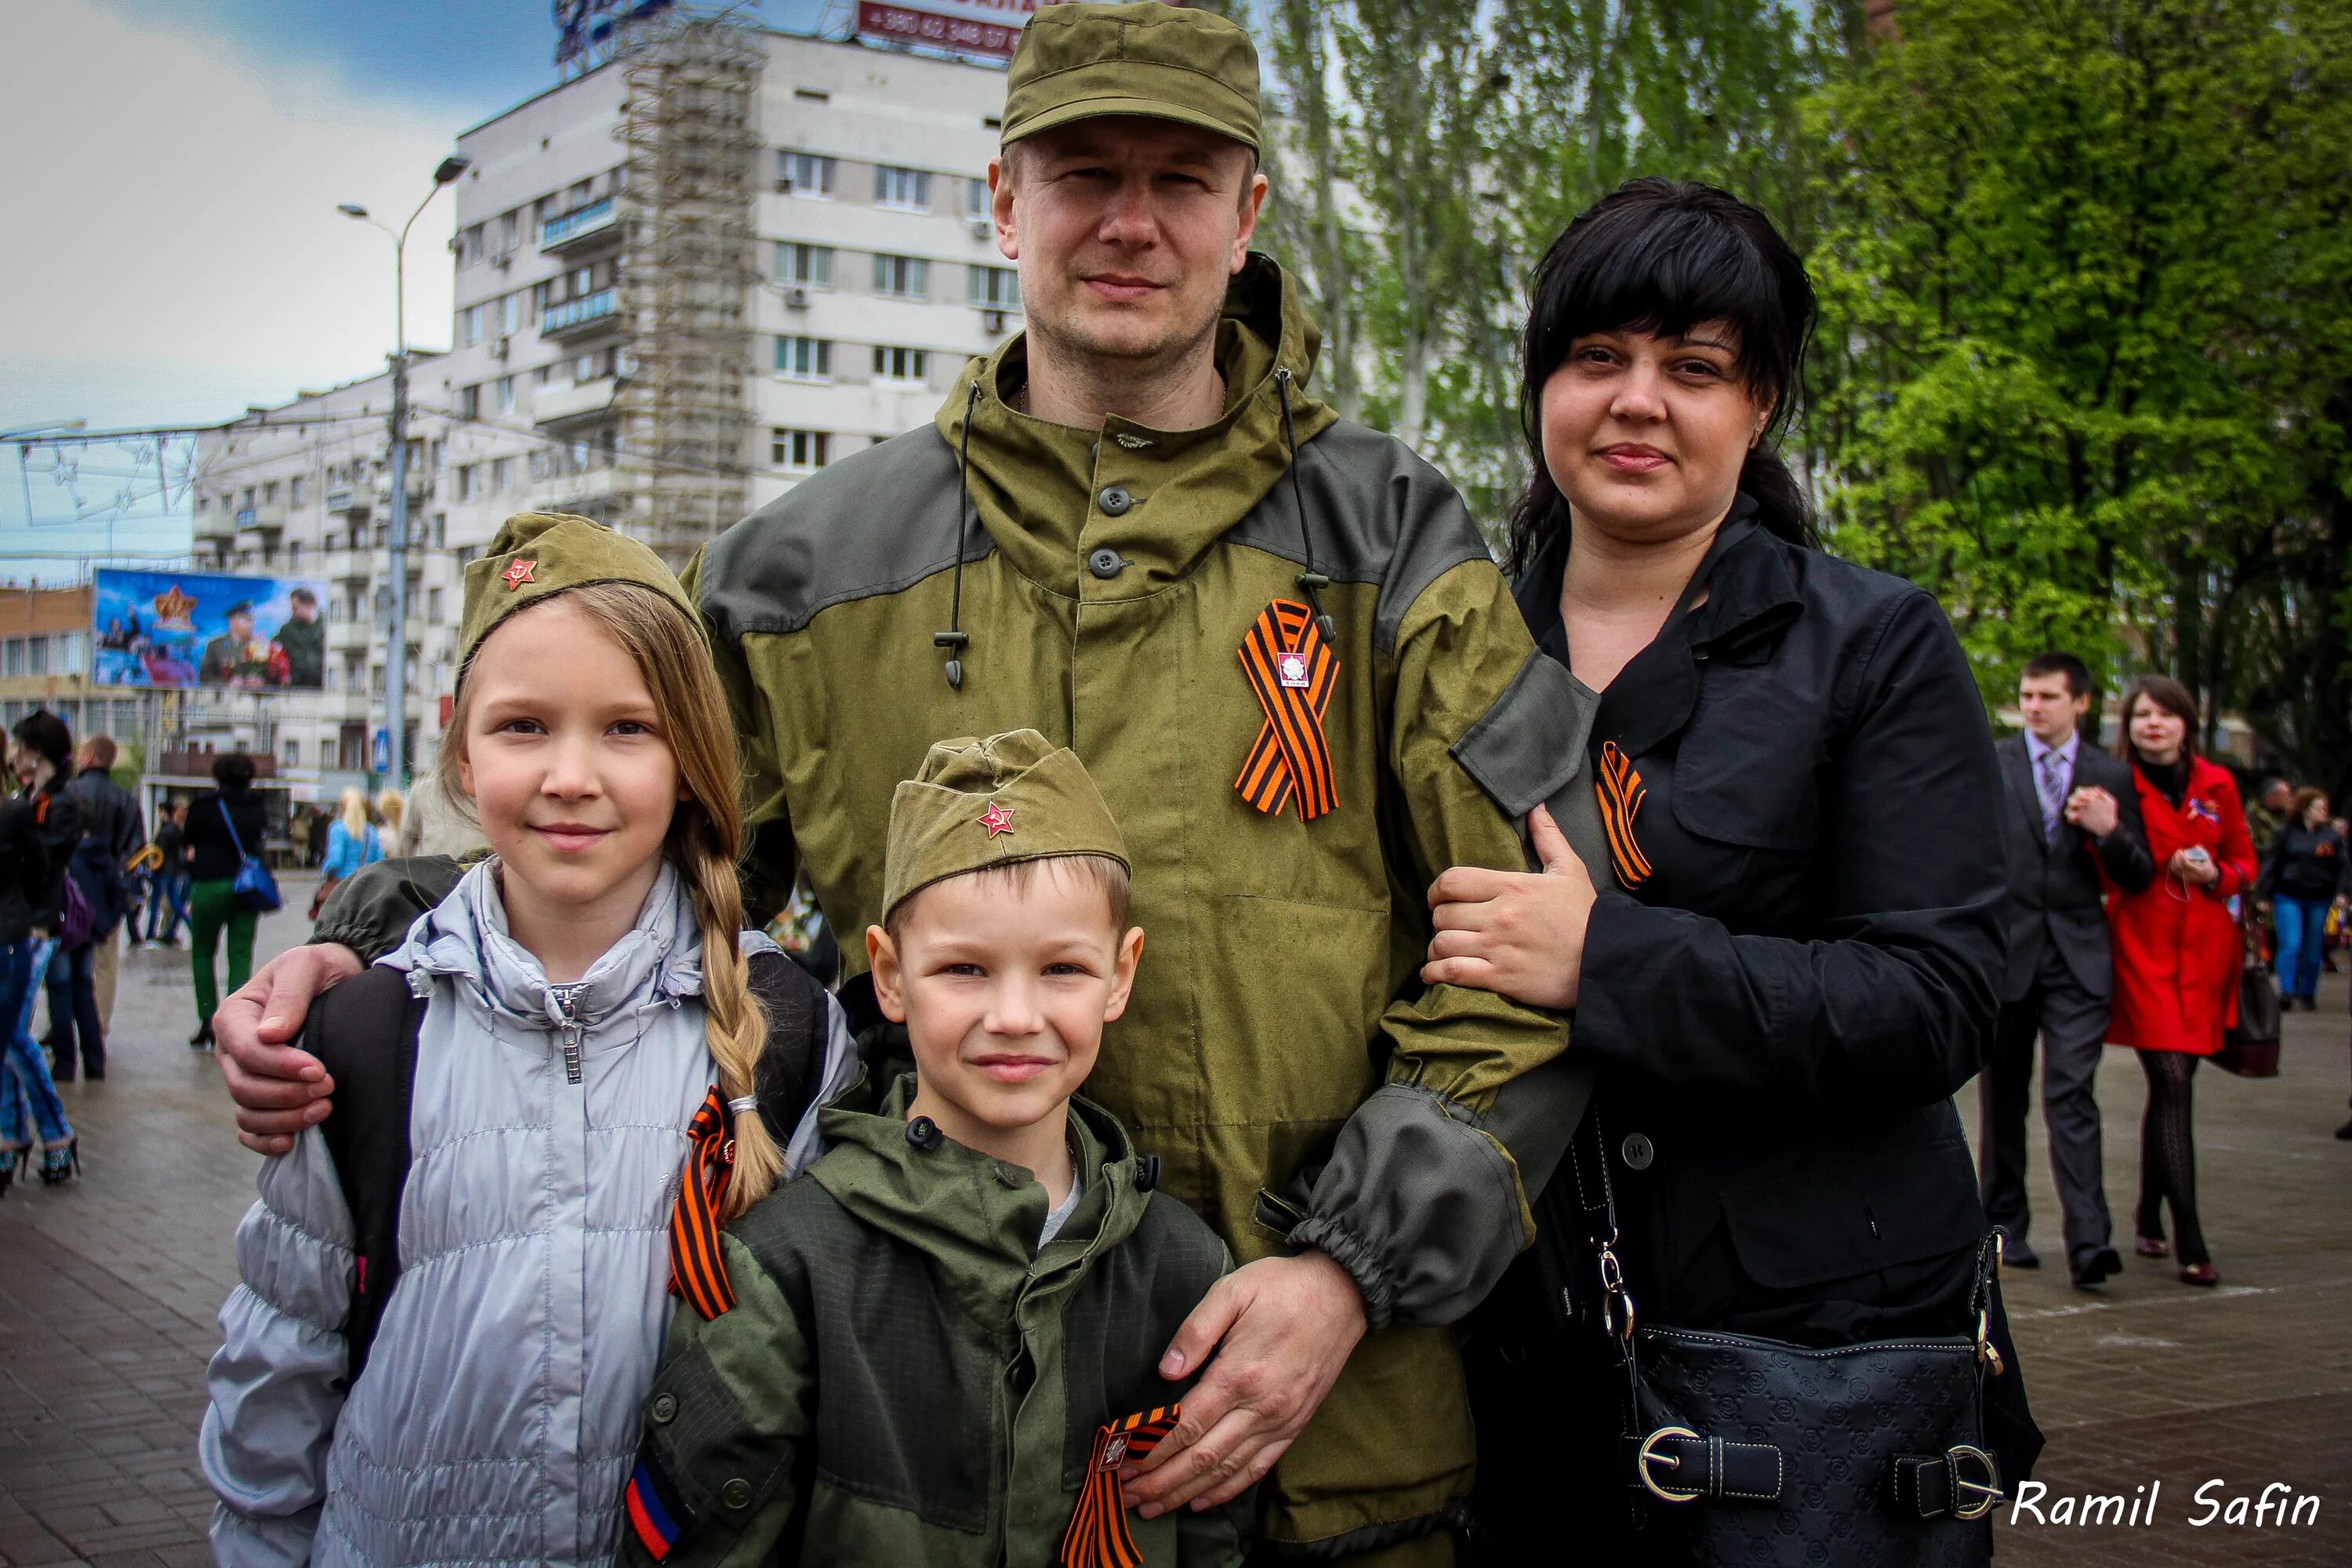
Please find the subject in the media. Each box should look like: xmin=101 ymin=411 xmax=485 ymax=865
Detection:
xmin=684 ymin=839 xmax=785 ymax=1218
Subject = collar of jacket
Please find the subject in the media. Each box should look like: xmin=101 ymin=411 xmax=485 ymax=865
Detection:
xmin=932 ymin=252 xmax=1339 ymax=594
xmin=811 ymin=1070 xmax=1151 ymax=1323
xmin=385 ymin=855 xmax=703 ymax=1033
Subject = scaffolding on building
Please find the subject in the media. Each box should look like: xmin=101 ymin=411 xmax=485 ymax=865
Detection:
xmin=612 ymin=10 xmax=764 ymax=569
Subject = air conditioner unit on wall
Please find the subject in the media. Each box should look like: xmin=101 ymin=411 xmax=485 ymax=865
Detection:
xmin=982 ymin=309 xmax=1007 ymax=334
xmin=775 ymin=177 xmax=793 ymax=194
xmin=492 ymin=252 xmax=513 ymax=270
xmin=786 ymin=286 xmax=811 ymax=310
xmin=489 ymin=337 xmax=510 ymax=360
xmin=968 ymin=216 xmax=993 ymax=241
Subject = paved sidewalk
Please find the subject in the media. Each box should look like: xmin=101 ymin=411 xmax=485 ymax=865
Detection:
xmin=2 ymin=880 xmax=2347 ymax=1564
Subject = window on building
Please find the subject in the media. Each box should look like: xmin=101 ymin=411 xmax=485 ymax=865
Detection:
xmin=457 ymin=464 xmax=477 ymax=500
xmin=196 ymin=494 xmax=209 ymax=514
xmin=873 ymin=253 xmax=929 ymax=299
xmin=263 ymin=480 xmax=280 ymax=503
xmin=875 ymin=165 xmax=931 ymax=210
xmin=491 ymin=457 xmax=513 ymax=491
xmin=777 ymin=242 xmax=833 ymax=289
xmin=775 ymin=336 xmax=832 ymax=379
xmin=771 ymin=428 xmax=831 ymax=471
xmin=535 ymin=365 xmax=554 ymax=387
xmin=495 ymin=376 xmax=516 ymax=415
xmin=282 ymin=739 xmax=300 ymax=768
xmin=499 ymin=210 xmax=520 ymax=253
xmin=461 ymin=304 xmax=482 ymax=346
xmin=372 ymin=665 xmax=385 ymax=695
xmin=459 ymin=385 xmax=481 ymax=419
xmin=873 ymin=345 xmax=927 ymax=383
xmin=779 ymin=151 xmax=835 ymax=196
xmin=428 ymin=586 xmax=446 ymax=622
xmin=2 ymin=641 xmax=20 ymax=677
xmin=967 ymin=177 xmax=991 ymax=220
xmin=968 ymin=264 xmax=1021 ymax=309
xmin=459 ymin=223 xmax=485 ymax=266
xmin=500 ymin=292 xmax=521 ymax=336
xmin=289 ymin=541 xmax=303 ymax=568
xmin=27 ymin=639 xmax=45 ymax=676
xmin=430 ymin=514 xmax=446 ymax=548
xmin=290 ymin=476 xmax=307 ymax=507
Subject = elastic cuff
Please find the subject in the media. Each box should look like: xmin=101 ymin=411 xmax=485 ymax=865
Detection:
xmin=1287 ymin=1214 xmax=1394 ymax=1333
xmin=308 ymin=924 xmax=383 ymax=964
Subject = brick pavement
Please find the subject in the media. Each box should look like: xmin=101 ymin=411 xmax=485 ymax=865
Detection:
xmin=2 ymin=880 xmax=2347 ymax=1565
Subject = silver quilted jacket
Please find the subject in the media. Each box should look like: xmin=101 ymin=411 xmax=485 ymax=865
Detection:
xmin=199 ymin=859 xmax=850 ymax=1567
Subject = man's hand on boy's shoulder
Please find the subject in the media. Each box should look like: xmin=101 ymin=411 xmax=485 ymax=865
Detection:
xmin=216 ymin=942 xmax=364 ymax=1152
xmin=1121 ymin=1250 xmax=1366 ymax=1517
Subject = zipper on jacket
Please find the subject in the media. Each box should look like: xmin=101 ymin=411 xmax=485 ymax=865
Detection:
xmin=551 ymin=984 xmax=586 ymax=1083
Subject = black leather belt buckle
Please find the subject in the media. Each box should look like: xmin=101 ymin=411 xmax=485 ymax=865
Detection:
xmin=1628 ymin=1428 xmax=1784 ymax=1504
xmin=1891 ymin=1446 xmax=2002 ymax=1521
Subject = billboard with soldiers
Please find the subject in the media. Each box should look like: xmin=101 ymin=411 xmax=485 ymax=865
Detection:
xmin=91 ymin=568 xmax=328 ymax=691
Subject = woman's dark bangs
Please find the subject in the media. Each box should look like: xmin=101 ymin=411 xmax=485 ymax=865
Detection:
xmin=1531 ymin=207 xmax=1788 ymax=400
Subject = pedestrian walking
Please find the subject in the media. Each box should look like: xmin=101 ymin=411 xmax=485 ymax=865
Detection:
xmin=307 ymin=788 xmax=382 ymax=921
xmin=1433 ymin=179 xmax=2033 ymax=1564
xmin=183 ymin=754 xmax=269 ymax=1051
xmin=2256 ymin=786 xmax=2348 ymax=1011
xmin=200 ymin=519 xmax=852 ymax=1567
xmin=372 ymin=786 xmax=404 ymax=849
xmin=0 ymin=757 xmax=70 ymax=1196
xmin=284 ymin=808 xmax=310 ymax=871
xmin=212 ymin=6 xmax=1582 ymax=1555
xmin=1978 ymin=652 xmax=2154 ymax=1287
xmin=64 ymin=735 xmax=143 ymax=1038
xmin=2102 ymin=675 xmax=2257 ymax=1288
xmin=144 ymin=800 xmax=192 ymax=946
xmin=14 ymin=713 xmax=103 ymax=1083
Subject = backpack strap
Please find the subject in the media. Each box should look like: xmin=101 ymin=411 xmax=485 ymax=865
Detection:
xmin=745 ymin=948 xmax=826 ymax=1148
xmin=303 ymin=964 xmax=427 ymax=1384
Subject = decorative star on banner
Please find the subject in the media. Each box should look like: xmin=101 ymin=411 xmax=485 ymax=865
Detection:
xmin=149 ymin=585 xmax=198 ymax=626
xmin=978 ymin=802 xmax=1014 ymax=838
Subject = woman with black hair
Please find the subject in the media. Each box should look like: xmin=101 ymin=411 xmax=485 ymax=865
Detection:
xmin=1425 ymin=180 xmax=2034 ymax=1562
xmin=183 ymin=753 xmax=269 ymax=1049
xmin=12 ymin=710 xmax=103 ymax=1087
xmin=0 ymin=717 xmax=70 ymax=1192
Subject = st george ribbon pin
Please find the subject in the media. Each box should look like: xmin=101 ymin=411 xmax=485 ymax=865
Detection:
xmin=1234 ymin=598 xmax=1339 ymax=820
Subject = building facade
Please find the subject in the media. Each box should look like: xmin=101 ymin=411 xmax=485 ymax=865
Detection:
xmin=183 ymin=27 xmax=1011 ymax=786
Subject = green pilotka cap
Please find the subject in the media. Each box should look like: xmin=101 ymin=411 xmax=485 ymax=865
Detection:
xmin=882 ymin=730 xmax=1130 ymax=921
xmin=1000 ymin=1 xmax=1261 ymax=153
xmin=457 ymin=512 xmax=697 ymax=672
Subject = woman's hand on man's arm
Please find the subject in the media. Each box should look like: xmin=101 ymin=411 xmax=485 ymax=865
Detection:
xmin=1421 ymin=804 xmax=1595 ymax=1010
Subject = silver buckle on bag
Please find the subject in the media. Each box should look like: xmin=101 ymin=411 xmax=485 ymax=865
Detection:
xmin=1635 ymin=1426 xmax=1704 ymax=1504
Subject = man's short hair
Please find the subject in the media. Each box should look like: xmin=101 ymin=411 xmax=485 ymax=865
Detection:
xmin=289 ymin=587 xmax=318 ymax=607
xmin=2022 ymin=651 xmax=2092 ymax=699
xmin=81 ymin=735 xmax=117 ymax=770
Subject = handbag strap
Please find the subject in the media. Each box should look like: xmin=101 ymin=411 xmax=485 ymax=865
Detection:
xmin=217 ymin=797 xmax=250 ymax=860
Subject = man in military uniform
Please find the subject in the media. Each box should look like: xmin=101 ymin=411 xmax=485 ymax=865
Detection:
xmin=211 ymin=7 xmax=1598 ymax=1559
xmin=198 ymin=602 xmax=270 ymax=688
xmin=273 ymin=588 xmax=325 ymax=688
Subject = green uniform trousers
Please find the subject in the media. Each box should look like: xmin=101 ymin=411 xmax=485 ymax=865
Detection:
xmin=188 ymin=877 xmax=256 ymax=1030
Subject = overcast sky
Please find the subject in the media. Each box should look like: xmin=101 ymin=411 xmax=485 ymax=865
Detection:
xmin=0 ymin=0 xmax=822 ymax=555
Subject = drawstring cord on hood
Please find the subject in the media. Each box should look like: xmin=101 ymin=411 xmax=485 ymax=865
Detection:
xmin=1276 ymin=368 xmax=1335 ymax=643
xmin=935 ymin=379 xmax=982 ymax=690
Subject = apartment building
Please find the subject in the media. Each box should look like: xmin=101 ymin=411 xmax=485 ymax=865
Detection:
xmin=0 ymin=583 xmax=162 ymax=750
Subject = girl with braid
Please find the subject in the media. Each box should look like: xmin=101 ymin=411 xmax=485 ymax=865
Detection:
xmin=200 ymin=515 xmax=853 ymax=1568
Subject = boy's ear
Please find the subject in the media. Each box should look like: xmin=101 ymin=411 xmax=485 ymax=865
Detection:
xmin=1101 ymin=927 xmax=1145 ymax=1023
xmin=866 ymin=925 xmax=907 ymax=1022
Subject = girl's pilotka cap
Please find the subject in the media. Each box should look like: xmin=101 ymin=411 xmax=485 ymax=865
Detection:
xmin=457 ymin=511 xmax=698 ymax=670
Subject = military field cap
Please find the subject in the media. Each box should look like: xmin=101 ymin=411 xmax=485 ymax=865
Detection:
xmin=1000 ymin=1 xmax=1261 ymax=154
xmin=883 ymin=729 xmax=1130 ymax=921
xmin=457 ymin=511 xmax=697 ymax=673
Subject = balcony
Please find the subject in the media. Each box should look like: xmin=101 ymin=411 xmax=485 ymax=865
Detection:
xmin=532 ymin=376 xmax=618 ymax=428
xmin=327 ymin=620 xmax=372 ymax=654
xmin=235 ymin=503 xmax=286 ymax=536
xmin=193 ymin=506 xmax=235 ymax=541
xmin=541 ymin=288 xmax=619 ymax=339
xmin=326 ymin=486 xmax=372 ymax=519
xmin=539 ymin=196 xmax=619 ymax=252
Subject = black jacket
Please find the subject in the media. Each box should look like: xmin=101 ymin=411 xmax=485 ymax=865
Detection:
xmin=1512 ymin=510 xmax=2005 ymax=1343
xmin=0 ymin=795 xmax=49 ymax=945
xmin=27 ymin=781 xmax=83 ymax=933
xmin=2257 ymin=822 xmax=2350 ymax=904
xmin=186 ymin=786 xmax=270 ymax=882
xmin=64 ymin=764 xmax=143 ymax=931
xmin=1992 ymin=735 xmax=2154 ymax=1002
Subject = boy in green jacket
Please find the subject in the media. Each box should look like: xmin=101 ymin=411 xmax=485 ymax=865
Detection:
xmin=622 ymin=731 xmax=1243 ymax=1568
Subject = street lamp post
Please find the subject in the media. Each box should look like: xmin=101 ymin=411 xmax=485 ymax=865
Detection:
xmin=339 ymin=154 xmax=469 ymax=789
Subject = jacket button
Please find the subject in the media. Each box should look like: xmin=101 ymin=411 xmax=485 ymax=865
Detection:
xmin=907 ymin=1116 xmax=943 ymax=1151
xmin=720 ymin=1478 xmax=753 ymax=1510
xmin=649 ymin=1392 xmax=677 ymax=1425
xmin=1620 ymin=1132 xmax=1655 ymax=1171
xmin=1098 ymin=485 xmax=1134 ymax=516
xmin=1087 ymin=547 xmax=1126 ymax=579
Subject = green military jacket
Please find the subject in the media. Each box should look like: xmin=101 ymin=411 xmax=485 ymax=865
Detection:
xmin=324 ymin=255 xmax=1606 ymax=1551
xmin=622 ymin=1077 xmax=1244 ymax=1567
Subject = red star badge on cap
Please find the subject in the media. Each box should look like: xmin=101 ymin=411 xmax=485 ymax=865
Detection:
xmin=978 ymin=802 xmax=1014 ymax=838
xmin=503 ymin=559 xmax=536 ymax=590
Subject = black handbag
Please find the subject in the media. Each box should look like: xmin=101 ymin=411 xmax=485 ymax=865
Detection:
xmin=2215 ymin=955 xmax=2281 ymax=1078
xmin=1560 ymin=1117 xmax=2005 ymax=1566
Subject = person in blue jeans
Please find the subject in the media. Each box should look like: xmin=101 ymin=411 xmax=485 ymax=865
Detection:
xmin=13 ymin=713 xmax=103 ymax=1081
xmin=2259 ymin=787 xmax=2350 ymax=1011
xmin=143 ymin=801 xmax=192 ymax=946
xmin=0 ymin=765 xmax=72 ymax=1195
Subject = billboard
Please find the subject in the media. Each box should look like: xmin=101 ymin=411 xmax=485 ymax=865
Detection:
xmin=856 ymin=0 xmax=1046 ymax=60
xmin=92 ymin=569 xmax=329 ymax=691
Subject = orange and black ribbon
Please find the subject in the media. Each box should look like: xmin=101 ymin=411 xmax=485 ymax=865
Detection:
xmin=1235 ymin=599 xmax=1340 ymax=821
xmin=1595 ymin=741 xmax=1653 ymax=888
xmin=668 ymin=1087 xmax=737 ymax=1320
xmin=1061 ymin=1405 xmax=1183 ymax=1568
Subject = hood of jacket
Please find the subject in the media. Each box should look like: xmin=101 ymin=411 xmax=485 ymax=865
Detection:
xmin=810 ymin=1071 xmax=1152 ymax=1321
xmin=933 ymin=252 xmax=1340 ymax=595
xmin=381 ymin=856 xmax=703 ymax=1032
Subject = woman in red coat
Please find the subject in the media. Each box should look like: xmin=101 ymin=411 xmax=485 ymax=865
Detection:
xmin=2100 ymin=676 xmax=2256 ymax=1287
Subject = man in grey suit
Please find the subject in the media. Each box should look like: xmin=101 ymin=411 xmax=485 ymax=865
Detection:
xmin=1980 ymin=652 xmax=2155 ymax=1287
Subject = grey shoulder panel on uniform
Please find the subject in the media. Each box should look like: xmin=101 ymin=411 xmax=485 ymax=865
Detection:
xmin=697 ymin=426 xmax=991 ymax=643
xmin=1222 ymin=419 xmax=1499 ymax=655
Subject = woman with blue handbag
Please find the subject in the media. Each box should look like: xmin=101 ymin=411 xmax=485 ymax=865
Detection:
xmin=183 ymin=753 xmax=273 ymax=1050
